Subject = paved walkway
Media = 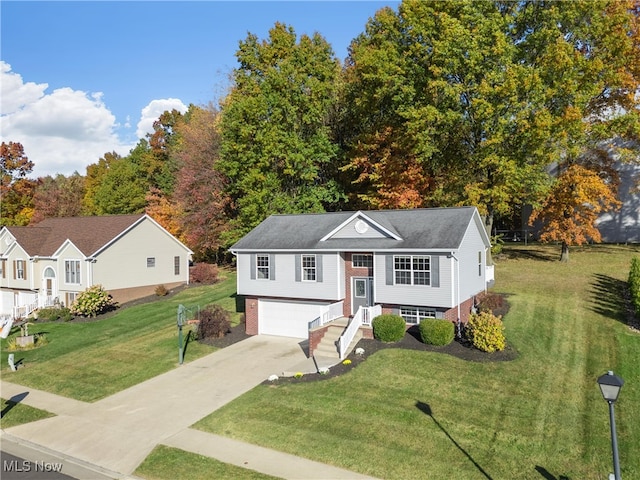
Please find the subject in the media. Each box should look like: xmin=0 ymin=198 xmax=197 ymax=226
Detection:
xmin=1 ymin=335 xmax=376 ymax=480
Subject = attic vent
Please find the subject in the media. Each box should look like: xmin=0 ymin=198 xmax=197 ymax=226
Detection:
xmin=5 ymin=237 xmax=13 ymax=246
xmin=355 ymin=220 xmax=369 ymax=234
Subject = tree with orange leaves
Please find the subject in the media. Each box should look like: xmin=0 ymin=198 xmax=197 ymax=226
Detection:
xmin=529 ymin=164 xmax=621 ymax=262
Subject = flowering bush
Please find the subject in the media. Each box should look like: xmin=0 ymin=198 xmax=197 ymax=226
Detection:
xmin=294 ymin=372 xmax=304 ymax=378
xmin=467 ymin=311 xmax=506 ymax=352
xmin=319 ymin=367 xmax=330 ymax=375
xmin=355 ymin=347 xmax=365 ymax=355
xmin=342 ymin=359 xmax=352 ymax=365
xmin=70 ymin=285 xmax=117 ymax=317
xmin=268 ymin=374 xmax=279 ymax=382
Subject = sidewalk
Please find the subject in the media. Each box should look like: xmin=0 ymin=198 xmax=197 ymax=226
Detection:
xmin=1 ymin=335 xmax=376 ymax=480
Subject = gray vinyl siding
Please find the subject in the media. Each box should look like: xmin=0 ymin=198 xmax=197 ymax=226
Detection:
xmin=330 ymin=217 xmax=390 ymax=239
xmin=456 ymin=221 xmax=487 ymax=301
xmin=237 ymin=252 xmax=342 ymax=300
xmin=374 ymin=252 xmax=454 ymax=308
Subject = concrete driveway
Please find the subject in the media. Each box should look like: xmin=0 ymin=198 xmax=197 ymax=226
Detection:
xmin=2 ymin=335 xmax=316 ymax=476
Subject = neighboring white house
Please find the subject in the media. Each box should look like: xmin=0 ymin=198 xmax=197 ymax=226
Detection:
xmin=0 ymin=214 xmax=193 ymax=319
xmin=231 ymin=207 xmax=493 ymax=351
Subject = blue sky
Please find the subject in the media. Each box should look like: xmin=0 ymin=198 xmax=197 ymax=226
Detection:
xmin=1 ymin=1 xmax=398 ymax=178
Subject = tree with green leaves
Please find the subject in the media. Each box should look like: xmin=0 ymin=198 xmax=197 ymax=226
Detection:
xmin=218 ymin=22 xmax=344 ymax=244
xmin=340 ymin=0 xmax=639 ymax=245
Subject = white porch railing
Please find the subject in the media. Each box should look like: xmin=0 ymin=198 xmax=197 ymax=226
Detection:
xmin=361 ymin=304 xmax=382 ymax=326
xmin=308 ymin=300 xmax=344 ymax=330
xmin=337 ymin=305 xmax=382 ymax=359
xmin=11 ymin=295 xmax=58 ymax=320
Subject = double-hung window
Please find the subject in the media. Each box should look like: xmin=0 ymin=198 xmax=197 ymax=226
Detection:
xmin=65 ymin=260 xmax=81 ymax=284
xmin=394 ymin=255 xmax=430 ymax=286
xmin=15 ymin=259 xmax=25 ymax=279
xmin=302 ymin=255 xmax=316 ymax=282
xmin=256 ymin=255 xmax=270 ymax=280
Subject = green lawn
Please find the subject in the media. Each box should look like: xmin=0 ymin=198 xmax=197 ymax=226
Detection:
xmin=0 ymin=397 xmax=55 ymax=429
xmin=0 ymin=271 xmax=239 ymax=402
xmin=134 ymin=445 xmax=281 ymax=480
xmin=193 ymin=245 xmax=640 ymax=480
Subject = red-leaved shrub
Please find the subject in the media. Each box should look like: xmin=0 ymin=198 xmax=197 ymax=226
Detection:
xmin=190 ymin=263 xmax=219 ymax=284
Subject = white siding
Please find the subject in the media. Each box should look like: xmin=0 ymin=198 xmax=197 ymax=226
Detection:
xmin=92 ymin=218 xmax=190 ymax=290
xmin=457 ymin=221 xmax=487 ymax=301
xmin=374 ymin=252 xmax=454 ymax=308
xmin=237 ymin=252 xmax=342 ymax=301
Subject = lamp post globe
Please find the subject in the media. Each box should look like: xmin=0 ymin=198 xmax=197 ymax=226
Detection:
xmin=597 ymin=371 xmax=624 ymax=480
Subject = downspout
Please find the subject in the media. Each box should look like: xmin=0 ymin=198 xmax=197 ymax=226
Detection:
xmin=449 ymin=252 xmax=460 ymax=324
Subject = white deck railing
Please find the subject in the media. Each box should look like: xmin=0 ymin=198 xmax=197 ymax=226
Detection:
xmin=337 ymin=305 xmax=382 ymax=359
xmin=308 ymin=300 xmax=344 ymax=331
xmin=486 ymin=265 xmax=495 ymax=284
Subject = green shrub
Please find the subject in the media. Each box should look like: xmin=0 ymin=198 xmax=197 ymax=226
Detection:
xmin=419 ymin=319 xmax=454 ymax=346
xmin=70 ymin=285 xmax=117 ymax=318
xmin=372 ymin=314 xmax=406 ymax=342
xmin=629 ymin=257 xmax=640 ymax=316
xmin=37 ymin=307 xmax=73 ymax=322
xmin=467 ymin=311 xmax=506 ymax=353
xmin=197 ymin=305 xmax=231 ymax=340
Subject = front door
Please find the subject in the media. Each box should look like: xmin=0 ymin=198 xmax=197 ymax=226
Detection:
xmin=352 ymin=277 xmax=373 ymax=315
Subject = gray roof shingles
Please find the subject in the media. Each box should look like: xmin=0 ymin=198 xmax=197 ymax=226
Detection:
xmin=5 ymin=214 xmax=145 ymax=257
xmin=231 ymin=207 xmax=479 ymax=251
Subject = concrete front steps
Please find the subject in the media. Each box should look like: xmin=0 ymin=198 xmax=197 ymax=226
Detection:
xmin=314 ymin=317 xmax=363 ymax=360
xmin=281 ymin=318 xmax=364 ymax=377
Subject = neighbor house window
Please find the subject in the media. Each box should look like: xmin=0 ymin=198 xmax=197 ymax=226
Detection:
xmin=256 ymin=255 xmax=270 ymax=279
xmin=478 ymin=251 xmax=482 ymax=276
xmin=66 ymin=292 xmax=78 ymax=306
xmin=352 ymin=254 xmax=373 ymax=268
xmin=15 ymin=259 xmax=25 ymax=280
xmin=65 ymin=260 xmax=81 ymax=284
xmin=147 ymin=257 xmax=156 ymax=268
xmin=394 ymin=255 xmax=430 ymax=286
xmin=302 ymin=255 xmax=316 ymax=281
xmin=400 ymin=307 xmax=436 ymax=325
xmin=174 ymin=256 xmax=180 ymax=275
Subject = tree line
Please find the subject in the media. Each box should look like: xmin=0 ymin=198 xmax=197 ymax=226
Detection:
xmin=1 ymin=0 xmax=639 ymax=262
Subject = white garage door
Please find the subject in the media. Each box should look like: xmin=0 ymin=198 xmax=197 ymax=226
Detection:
xmin=258 ymin=299 xmax=327 ymax=338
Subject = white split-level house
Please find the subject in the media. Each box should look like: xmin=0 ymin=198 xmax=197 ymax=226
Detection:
xmin=231 ymin=206 xmax=494 ymax=358
xmin=0 ymin=214 xmax=193 ymax=319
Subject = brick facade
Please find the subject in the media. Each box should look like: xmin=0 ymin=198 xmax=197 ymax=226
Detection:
xmin=244 ymin=296 xmax=259 ymax=335
xmin=443 ymin=296 xmax=475 ymax=324
xmin=343 ymin=252 xmax=373 ymax=317
xmin=309 ymin=324 xmax=329 ymax=353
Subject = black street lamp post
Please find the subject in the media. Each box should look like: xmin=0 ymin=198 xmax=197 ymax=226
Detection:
xmin=597 ymin=371 xmax=624 ymax=480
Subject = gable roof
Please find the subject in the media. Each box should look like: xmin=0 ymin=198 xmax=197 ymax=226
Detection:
xmin=231 ymin=207 xmax=490 ymax=252
xmin=2 ymin=214 xmax=148 ymax=257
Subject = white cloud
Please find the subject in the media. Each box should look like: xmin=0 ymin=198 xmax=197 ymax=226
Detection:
xmin=0 ymin=62 xmax=48 ymax=115
xmin=0 ymin=63 xmax=188 ymax=179
xmin=136 ymin=98 xmax=188 ymax=139
xmin=0 ymin=62 xmax=134 ymax=178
